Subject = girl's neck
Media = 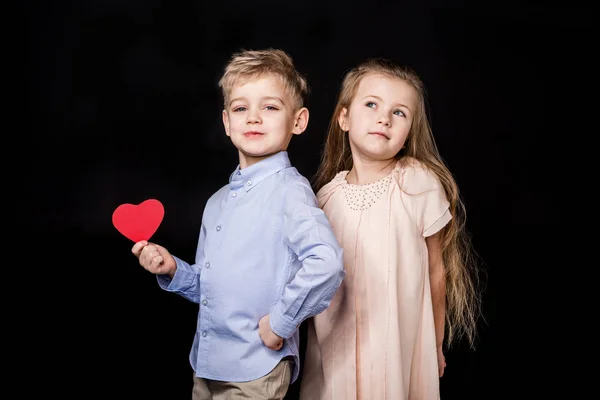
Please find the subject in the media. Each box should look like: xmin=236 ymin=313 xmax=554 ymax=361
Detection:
xmin=346 ymin=157 xmax=397 ymax=185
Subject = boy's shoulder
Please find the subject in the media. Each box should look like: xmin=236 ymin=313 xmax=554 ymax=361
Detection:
xmin=276 ymin=165 xmax=312 ymax=185
xmin=207 ymin=182 xmax=232 ymax=203
xmin=275 ymin=165 xmax=316 ymax=196
xmin=275 ymin=167 xmax=321 ymax=211
xmin=205 ymin=166 xmax=315 ymax=203
xmin=197 ymin=183 xmax=230 ymax=213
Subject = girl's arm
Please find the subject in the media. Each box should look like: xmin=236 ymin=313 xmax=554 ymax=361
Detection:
xmin=427 ymin=229 xmax=447 ymax=377
xmin=426 ymin=230 xmax=446 ymax=349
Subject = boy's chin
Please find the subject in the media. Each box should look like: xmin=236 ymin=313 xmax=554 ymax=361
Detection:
xmin=236 ymin=146 xmax=284 ymax=164
xmin=239 ymin=148 xmax=279 ymax=158
xmin=235 ymin=141 xmax=284 ymax=157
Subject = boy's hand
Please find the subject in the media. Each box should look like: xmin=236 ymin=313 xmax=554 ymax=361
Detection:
xmin=258 ymin=315 xmax=284 ymax=351
xmin=132 ymin=240 xmax=177 ymax=277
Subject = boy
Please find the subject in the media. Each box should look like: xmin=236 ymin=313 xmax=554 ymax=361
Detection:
xmin=131 ymin=48 xmax=345 ymax=400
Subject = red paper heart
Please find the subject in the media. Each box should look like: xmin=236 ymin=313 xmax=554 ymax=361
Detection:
xmin=112 ymin=199 xmax=164 ymax=242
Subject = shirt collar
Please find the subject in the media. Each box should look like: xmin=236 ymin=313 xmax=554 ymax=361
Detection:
xmin=229 ymin=151 xmax=291 ymax=192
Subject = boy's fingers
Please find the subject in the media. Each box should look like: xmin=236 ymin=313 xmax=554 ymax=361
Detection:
xmin=150 ymin=256 xmax=164 ymax=272
xmin=131 ymin=240 xmax=149 ymax=255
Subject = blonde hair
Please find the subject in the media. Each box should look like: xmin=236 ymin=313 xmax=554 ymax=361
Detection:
xmin=218 ymin=48 xmax=309 ymax=110
xmin=315 ymin=58 xmax=483 ymax=349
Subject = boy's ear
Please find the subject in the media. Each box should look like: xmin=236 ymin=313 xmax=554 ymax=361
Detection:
xmin=338 ymin=108 xmax=349 ymax=131
xmin=222 ymin=110 xmax=231 ymax=137
xmin=292 ymin=107 xmax=309 ymax=135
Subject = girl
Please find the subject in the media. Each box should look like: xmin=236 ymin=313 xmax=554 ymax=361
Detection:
xmin=299 ymin=59 xmax=482 ymax=400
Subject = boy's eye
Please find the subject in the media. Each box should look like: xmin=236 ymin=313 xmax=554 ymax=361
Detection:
xmin=233 ymin=106 xmax=246 ymax=112
xmin=265 ymin=106 xmax=278 ymax=111
xmin=366 ymin=101 xmax=376 ymax=108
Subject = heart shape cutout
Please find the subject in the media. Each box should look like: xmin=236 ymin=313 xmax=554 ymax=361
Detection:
xmin=112 ymin=199 xmax=164 ymax=242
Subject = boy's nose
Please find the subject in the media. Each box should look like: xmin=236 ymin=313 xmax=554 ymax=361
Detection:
xmin=247 ymin=113 xmax=262 ymax=124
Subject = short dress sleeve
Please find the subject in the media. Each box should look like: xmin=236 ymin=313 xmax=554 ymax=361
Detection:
xmin=397 ymin=159 xmax=452 ymax=237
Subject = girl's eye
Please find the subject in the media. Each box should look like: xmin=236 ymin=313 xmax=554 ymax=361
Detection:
xmin=366 ymin=101 xmax=376 ymax=108
xmin=233 ymin=106 xmax=246 ymax=112
xmin=393 ymin=109 xmax=405 ymax=117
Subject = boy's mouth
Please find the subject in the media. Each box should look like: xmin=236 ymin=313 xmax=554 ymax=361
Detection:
xmin=244 ymin=131 xmax=264 ymax=138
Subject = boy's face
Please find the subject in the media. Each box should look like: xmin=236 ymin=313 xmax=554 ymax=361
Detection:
xmin=222 ymin=74 xmax=309 ymax=169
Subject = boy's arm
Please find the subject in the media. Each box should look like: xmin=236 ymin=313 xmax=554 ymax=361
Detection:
xmin=269 ymin=179 xmax=345 ymax=340
xmin=156 ymin=222 xmax=207 ymax=304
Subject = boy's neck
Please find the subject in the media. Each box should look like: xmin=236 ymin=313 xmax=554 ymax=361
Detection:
xmin=238 ymin=150 xmax=284 ymax=170
xmin=347 ymin=157 xmax=396 ymax=185
xmin=238 ymin=153 xmax=268 ymax=170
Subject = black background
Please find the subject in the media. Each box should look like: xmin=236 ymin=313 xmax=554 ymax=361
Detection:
xmin=26 ymin=1 xmax=591 ymax=398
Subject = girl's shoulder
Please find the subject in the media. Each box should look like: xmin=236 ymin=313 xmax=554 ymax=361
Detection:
xmin=316 ymin=170 xmax=348 ymax=206
xmin=394 ymin=157 xmax=443 ymax=195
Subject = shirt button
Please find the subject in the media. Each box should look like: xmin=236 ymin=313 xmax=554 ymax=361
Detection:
xmin=246 ymin=181 xmax=252 ymax=186
xmin=202 ymin=331 xmax=207 ymax=337
xmin=205 ymin=262 xmax=210 ymax=268
xmin=231 ymin=192 xmax=237 ymax=197
xmin=202 ymin=299 xmax=208 ymax=306
xmin=216 ymin=225 xmax=221 ymax=231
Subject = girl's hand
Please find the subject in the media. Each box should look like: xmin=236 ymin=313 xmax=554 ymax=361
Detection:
xmin=437 ymin=346 xmax=446 ymax=377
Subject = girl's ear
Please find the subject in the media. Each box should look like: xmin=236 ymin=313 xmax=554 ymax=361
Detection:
xmin=338 ymin=108 xmax=349 ymax=132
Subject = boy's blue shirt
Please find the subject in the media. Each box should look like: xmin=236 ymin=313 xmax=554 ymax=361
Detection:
xmin=158 ymin=150 xmax=345 ymax=383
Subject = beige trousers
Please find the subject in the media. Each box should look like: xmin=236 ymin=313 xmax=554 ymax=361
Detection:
xmin=192 ymin=358 xmax=293 ymax=400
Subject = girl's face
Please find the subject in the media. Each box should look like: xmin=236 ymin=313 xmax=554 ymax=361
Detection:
xmin=339 ymin=73 xmax=417 ymax=162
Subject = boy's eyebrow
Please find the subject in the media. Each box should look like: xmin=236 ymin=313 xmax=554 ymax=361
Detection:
xmin=361 ymin=95 xmax=411 ymax=112
xmin=263 ymin=96 xmax=286 ymax=105
xmin=229 ymin=96 xmax=286 ymax=106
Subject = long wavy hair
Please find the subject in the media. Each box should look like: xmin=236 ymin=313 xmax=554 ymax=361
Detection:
xmin=314 ymin=59 xmax=483 ymax=348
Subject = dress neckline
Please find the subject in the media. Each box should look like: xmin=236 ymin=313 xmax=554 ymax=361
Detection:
xmin=341 ymin=164 xmax=399 ymax=188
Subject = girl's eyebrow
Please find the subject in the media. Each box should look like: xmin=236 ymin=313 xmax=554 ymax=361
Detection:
xmin=361 ymin=95 xmax=411 ymax=112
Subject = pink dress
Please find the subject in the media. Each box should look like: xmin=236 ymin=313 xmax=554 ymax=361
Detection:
xmin=300 ymin=158 xmax=451 ymax=400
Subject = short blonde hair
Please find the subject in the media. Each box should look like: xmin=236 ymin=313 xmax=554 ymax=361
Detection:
xmin=218 ymin=48 xmax=309 ymax=110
